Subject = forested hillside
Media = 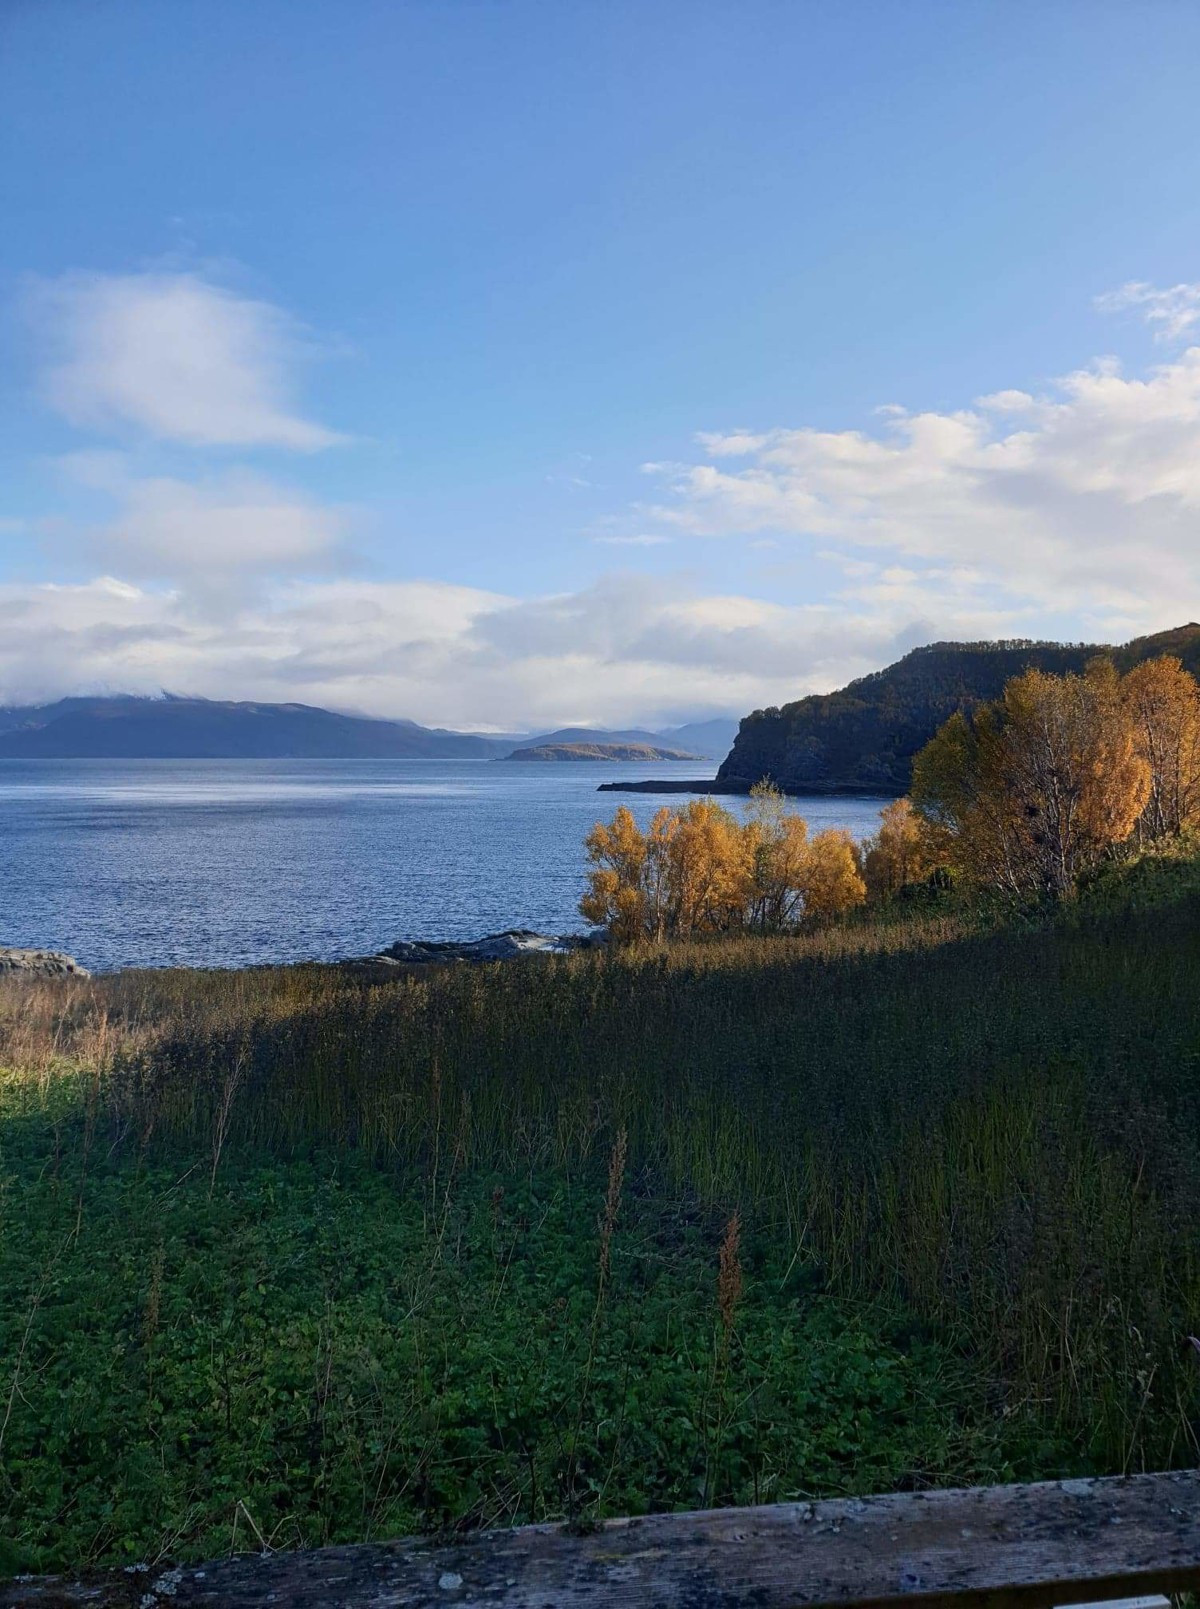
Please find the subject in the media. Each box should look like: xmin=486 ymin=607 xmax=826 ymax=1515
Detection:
xmin=717 ymin=623 xmax=1200 ymax=794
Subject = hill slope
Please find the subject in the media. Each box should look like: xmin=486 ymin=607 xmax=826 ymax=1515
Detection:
xmin=717 ymin=624 xmax=1200 ymax=795
xmin=0 ymin=696 xmax=505 ymax=759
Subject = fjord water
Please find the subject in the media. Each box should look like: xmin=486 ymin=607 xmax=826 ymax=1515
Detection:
xmin=0 ymin=759 xmax=886 ymax=971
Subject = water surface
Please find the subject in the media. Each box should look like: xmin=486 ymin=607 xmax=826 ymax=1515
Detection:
xmin=0 ymin=760 xmax=885 ymax=970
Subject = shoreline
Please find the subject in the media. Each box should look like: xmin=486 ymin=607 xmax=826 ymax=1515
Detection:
xmin=597 ymin=776 xmax=903 ymax=799
xmin=0 ymin=929 xmax=608 ymax=980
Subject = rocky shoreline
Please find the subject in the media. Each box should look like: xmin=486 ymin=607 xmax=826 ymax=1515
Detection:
xmin=0 ymin=947 xmax=91 ymax=978
xmin=596 ymin=775 xmax=729 ymax=794
xmin=0 ymin=930 xmax=607 ymax=979
xmin=357 ymin=929 xmax=607 ymax=967
xmin=595 ymin=776 xmax=900 ymax=797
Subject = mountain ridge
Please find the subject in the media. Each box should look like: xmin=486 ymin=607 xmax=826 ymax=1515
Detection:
xmin=0 ymin=695 xmax=738 ymax=761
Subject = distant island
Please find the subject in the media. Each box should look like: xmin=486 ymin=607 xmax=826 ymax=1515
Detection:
xmin=504 ymin=741 xmax=702 ymax=762
xmin=519 ymin=721 xmax=736 ymax=758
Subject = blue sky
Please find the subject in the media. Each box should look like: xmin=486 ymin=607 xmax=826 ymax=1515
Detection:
xmin=4 ymin=1 xmax=1200 ymax=727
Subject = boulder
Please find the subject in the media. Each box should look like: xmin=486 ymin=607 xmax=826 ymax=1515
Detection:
xmin=374 ymin=929 xmax=606 ymax=966
xmin=0 ymin=947 xmax=90 ymax=978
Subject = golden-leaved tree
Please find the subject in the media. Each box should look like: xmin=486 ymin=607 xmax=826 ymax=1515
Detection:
xmin=649 ymin=797 xmax=751 ymax=939
xmin=861 ymin=797 xmax=938 ymax=901
xmin=577 ymin=805 xmax=648 ymax=943
xmin=1121 ymin=655 xmax=1200 ymax=841
xmin=743 ymin=781 xmax=813 ymax=930
xmin=801 ymin=828 xmax=869 ymax=919
xmin=581 ymin=799 xmax=750 ymax=942
xmin=911 ymin=661 xmax=1149 ymax=898
xmin=581 ymin=786 xmax=866 ymax=941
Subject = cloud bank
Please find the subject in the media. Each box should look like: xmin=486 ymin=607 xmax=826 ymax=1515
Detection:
xmin=646 ymin=336 xmax=1200 ymax=638
xmin=0 ymin=574 xmax=904 ymax=728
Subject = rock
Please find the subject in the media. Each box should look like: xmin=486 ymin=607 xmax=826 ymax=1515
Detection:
xmin=373 ymin=929 xmax=607 ymax=966
xmin=0 ymin=947 xmax=90 ymax=979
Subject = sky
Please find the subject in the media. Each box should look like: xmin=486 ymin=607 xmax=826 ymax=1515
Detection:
xmin=4 ymin=0 xmax=1200 ymax=730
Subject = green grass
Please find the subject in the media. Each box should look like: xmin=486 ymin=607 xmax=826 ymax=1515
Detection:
xmin=0 ymin=1119 xmax=1031 ymax=1575
xmin=3 ymin=850 xmax=1200 ymax=1573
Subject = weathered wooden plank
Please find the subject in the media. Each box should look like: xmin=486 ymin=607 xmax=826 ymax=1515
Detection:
xmin=3 ymin=1471 xmax=1199 ymax=1609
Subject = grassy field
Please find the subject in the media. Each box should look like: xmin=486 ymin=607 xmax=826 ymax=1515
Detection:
xmin=3 ymin=851 xmax=1200 ymax=1572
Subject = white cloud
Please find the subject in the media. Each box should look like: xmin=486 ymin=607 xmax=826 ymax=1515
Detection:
xmin=0 ymin=572 xmax=928 ymax=728
xmin=28 ymin=271 xmax=343 ymax=449
xmin=645 ymin=345 xmax=1200 ymax=626
xmin=1096 ymin=280 xmax=1200 ymax=342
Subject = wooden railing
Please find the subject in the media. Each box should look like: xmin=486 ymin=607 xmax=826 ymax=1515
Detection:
xmin=3 ymin=1471 xmax=1199 ymax=1608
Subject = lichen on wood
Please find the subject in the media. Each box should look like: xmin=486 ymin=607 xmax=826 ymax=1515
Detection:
xmin=4 ymin=1471 xmax=1200 ymax=1609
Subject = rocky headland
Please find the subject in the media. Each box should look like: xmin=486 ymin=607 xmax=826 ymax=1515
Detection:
xmin=1 ymin=934 xmax=604 ymax=977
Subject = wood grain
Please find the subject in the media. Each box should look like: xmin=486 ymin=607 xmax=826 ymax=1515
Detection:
xmin=4 ymin=1471 xmax=1199 ymax=1609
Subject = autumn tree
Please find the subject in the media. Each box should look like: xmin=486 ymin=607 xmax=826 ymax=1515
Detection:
xmin=582 ymin=786 xmax=866 ymax=942
xmin=1121 ymin=655 xmax=1200 ymax=840
xmin=861 ymin=797 xmax=939 ymax=901
xmin=650 ymin=797 xmax=751 ymax=939
xmin=743 ymin=781 xmax=813 ymax=930
xmin=581 ymin=799 xmax=750 ymax=941
xmin=801 ymin=828 xmax=868 ymax=919
xmin=911 ymin=661 xmax=1149 ymax=898
xmin=579 ymin=805 xmax=649 ymax=943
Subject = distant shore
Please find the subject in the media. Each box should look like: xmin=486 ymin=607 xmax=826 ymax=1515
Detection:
xmin=597 ymin=777 xmax=902 ymax=798
xmin=597 ymin=776 xmax=735 ymax=794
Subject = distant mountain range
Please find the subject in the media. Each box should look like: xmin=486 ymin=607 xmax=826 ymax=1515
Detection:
xmin=0 ymin=695 xmax=740 ymax=762
xmin=717 ymin=623 xmax=1200 ymax=796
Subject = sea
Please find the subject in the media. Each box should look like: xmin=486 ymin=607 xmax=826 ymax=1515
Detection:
xmin=0 ymin=759 xmax=887 ymax=972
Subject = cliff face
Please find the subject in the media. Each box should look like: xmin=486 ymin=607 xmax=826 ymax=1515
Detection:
xmin=716 ymin=624 xmax=1200 ymax=795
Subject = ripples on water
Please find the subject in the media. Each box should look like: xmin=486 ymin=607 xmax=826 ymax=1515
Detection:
xmin=0 ymin=760 xmax=885 ymax=971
